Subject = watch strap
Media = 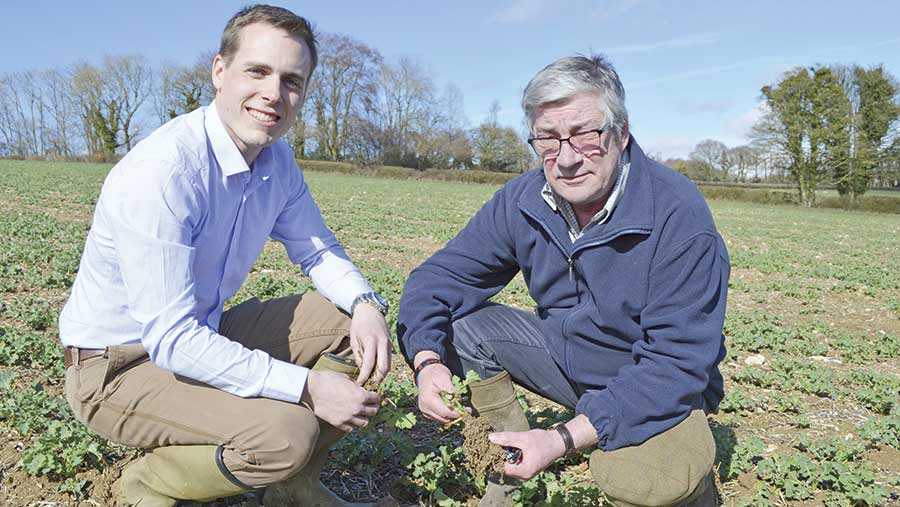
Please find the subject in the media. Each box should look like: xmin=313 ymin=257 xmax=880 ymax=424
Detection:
xmin=552 ymin=422 xmax=577 ymax=456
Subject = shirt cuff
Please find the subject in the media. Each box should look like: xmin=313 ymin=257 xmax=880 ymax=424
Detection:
xmin=261 ymin=358 xmax=309 ymax=403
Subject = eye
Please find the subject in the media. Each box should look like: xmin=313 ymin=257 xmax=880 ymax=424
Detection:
xmin=286 ymin=78 xmax=304 ymax=90
xmin=246 ymin=67 xmax=266 ymax=78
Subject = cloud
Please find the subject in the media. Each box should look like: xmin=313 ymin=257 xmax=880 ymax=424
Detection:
xmin=723 ymin=101 xmax=766 ymax=142
xmin=492 ymin=0 xmax=645 ymax=25
xmin=641 ymin=134 xmax=696 ymax=160
xmin=607 ymin=32 xmax=719 ymax=55
xmin=590 ymin=0 xmax=646 ymax=22
xmin=492 ymin=0 xmax=558 ymax=24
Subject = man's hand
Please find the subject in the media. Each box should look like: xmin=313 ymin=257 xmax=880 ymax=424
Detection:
xmin=489 ymin=429 xmax=567 ymax=480
xmin=301 ymin=369 xmax=380 ymax=432
xmin=413 ymin=351 xmax=461 ymax=424
xmin=349 ymin=303 xmax=392 ymax=386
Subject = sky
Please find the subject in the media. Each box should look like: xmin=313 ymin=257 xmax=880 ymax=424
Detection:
xmin=3 ymin=0 xmax=900 ymax=159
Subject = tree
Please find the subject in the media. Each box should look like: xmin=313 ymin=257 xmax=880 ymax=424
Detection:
xmin=365 ymin=56 xmax=440 ymax=168
xmin=106 ymin=55 xmax=152 ymax=151
xmin=689 ymin=139 xmax=728 ymax=181
xmin=307 ymin=33 xmax=381 ymax=162
xmin=154 ymin=52 xmax=215 ymax=124
xmin=849 ymin=65 xmax=900 ymax=198
xmin=42 ymin=68 xmax=78 ymax=158
xmin=727 ymin=145 xmax=759 ymax=182
xmin=754 ymin=67 xmax=850 ymax=207
xmin=472 ymin=101 xmax=532 ymax=173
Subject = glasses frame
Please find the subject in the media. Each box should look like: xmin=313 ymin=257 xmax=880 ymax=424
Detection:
xmin=527 ymin=128 xmax=606 ymax=159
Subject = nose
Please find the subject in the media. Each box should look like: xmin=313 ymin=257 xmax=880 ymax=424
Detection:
xmin=556 ymin=139 xmax=581 ymax=170
xmin=260 ymin=75 xmax=282 ymax=105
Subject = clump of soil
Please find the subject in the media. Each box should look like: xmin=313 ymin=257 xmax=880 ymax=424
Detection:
xmin=460 ymin=414 xmax=506 ymax=482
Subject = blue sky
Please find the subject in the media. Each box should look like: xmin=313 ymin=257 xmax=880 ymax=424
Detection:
xmin=3 ymin=0 xmax=900 ymax=158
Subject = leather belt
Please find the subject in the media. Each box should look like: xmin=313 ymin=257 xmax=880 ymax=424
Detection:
xmin=64 ymin=347 xmax=106 ymax=368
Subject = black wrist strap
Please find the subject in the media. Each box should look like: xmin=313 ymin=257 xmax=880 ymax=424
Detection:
xmin=414 ymin=358 xmax=442 ymax=385
xmin=552 ymin=423 xmax=577 ymax=456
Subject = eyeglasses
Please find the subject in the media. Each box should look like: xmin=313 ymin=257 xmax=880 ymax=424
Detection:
xmin=527 ymin=129 xmax=605 ymax=159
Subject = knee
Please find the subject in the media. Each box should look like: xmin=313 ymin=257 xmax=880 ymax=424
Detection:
xmin=241 ymin=405 xmax=320 ymax=485
xmin=589 ymin=410 xmax=715 ymax=506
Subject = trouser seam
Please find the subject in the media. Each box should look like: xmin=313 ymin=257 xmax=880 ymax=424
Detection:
xmin=250 ymin=327 xmax=350 ymax=350
xmin=98 ymin=398 xmax=230 ymax=444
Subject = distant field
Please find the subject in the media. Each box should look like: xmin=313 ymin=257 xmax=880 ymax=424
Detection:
xmin=1 ymin=159 xmax=898 ymax=506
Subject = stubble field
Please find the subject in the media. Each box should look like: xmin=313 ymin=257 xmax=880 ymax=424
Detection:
xmin=0 ymin=159 xmax=898 ymax=506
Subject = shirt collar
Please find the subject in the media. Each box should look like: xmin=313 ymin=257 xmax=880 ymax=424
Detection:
xmin=540 ymin=148 xmax=631 ymax=237
xmin=204 ymin=100 xmax=251 ymax=177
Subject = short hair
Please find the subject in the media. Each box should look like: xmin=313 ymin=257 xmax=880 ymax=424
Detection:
xmin=522 ymin=54 xmax=628 ymax=139
xmin=218 ymin=4 xmax=318 ymax=74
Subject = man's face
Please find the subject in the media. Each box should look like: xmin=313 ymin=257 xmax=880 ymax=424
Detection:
xmin=531 ymin=92 xmax=629 ymax=211
xmin=212 ymin=22 xmax=312 ymax=164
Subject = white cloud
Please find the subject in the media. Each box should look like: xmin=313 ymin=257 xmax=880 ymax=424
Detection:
xmin=723 ymin=101 xmax=766 ymax=144
xmin=492 ymin=0 xmax=558 ymax=24
xmin=607 ymin=32 xmax=719 ymax=55
xmin=590 ymin=0 xmax=646 ymax=22
xmin=641 ymin=134 xmax=696 ymax=159
xmin=493 ymin=0 xmax=646 ymax=25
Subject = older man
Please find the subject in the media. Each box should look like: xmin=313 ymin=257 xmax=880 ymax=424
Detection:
xmin=59 ymin=5 xmax=390 ymax=506
xmin=398 ymin=55 xmax=728 ymax=507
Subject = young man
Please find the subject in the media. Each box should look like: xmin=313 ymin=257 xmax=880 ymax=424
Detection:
xmin=398 ymin=55 xmax=728 ymax=507
xmin=59 ymin=5 xmax=390 ymax=506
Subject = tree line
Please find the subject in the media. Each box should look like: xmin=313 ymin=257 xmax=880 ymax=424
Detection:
xmin=663 ymin=64 xmax=900 ymax=205
xmin=2 ymin=36 xmax=898 ymax=199
xmin=0 ymin=32 xmax=535 ymax=173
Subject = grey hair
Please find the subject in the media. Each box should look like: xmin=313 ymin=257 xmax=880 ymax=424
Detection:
xmin=522 ymin=54 xmax=628 ymax=139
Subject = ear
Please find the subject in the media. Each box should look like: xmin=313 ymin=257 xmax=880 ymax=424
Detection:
xmin=211 ymin=54 xmax=226 ymax=93
xmin=619 ymin=121 xmax=630 ymax=151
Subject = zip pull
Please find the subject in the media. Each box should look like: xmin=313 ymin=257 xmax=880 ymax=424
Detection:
xmin=568 ymin=257 xmax=574 ymax=282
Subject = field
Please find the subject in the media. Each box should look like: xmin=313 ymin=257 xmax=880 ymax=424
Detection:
xmin=0 ymin=159 xmax=898 ymax=506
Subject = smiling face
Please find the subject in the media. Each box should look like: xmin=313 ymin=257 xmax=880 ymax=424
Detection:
xmin=212 ymin=22 xmax=312 ymax=164
xmin=532 ymin=92 xmax=629 ymax=215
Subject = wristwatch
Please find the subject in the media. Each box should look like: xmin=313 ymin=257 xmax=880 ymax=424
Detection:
xmin=350 ymin=291 xmax=389 ymax=316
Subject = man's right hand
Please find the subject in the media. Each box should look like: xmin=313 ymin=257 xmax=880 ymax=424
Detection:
xmin=414 ymin=352 xmax=461 ymax=424
xmin=301 ymin=369 xmax=380 ymax=432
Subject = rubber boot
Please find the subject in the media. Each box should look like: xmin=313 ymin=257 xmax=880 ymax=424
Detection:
xmin=112 ymin=445 xmax=249 ymax=507
xmin=264 ymin=352 xmax=388 ymax=507
xmin=468 ymin=371 xmax=530 ymax=507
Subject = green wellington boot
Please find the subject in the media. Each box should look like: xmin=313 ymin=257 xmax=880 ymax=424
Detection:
xmin=468 ymin=371 xmax=530 ymax=507
xmin=264 ymin=352 xmax=389 ymax=507
xmin=112 ymin=445 xmax=249 ymax=507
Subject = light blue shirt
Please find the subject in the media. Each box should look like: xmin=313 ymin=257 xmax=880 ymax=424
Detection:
xmin=59 ymin=103 xmax=372 ymax=403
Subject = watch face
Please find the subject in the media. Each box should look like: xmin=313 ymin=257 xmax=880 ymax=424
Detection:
xmin=373 ymin=292 xmax=388 ymax=309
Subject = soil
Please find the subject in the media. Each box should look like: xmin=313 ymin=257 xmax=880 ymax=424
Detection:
xmin=460 ymin=413 xmax=506 ymax=483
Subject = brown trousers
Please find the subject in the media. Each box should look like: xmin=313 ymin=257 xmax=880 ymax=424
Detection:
xmin=64 ymin=292 xmax=352 ymax=488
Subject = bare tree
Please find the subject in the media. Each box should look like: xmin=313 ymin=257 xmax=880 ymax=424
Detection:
xmin=42 ymin=68 xmax=78 ymax=158
xmin=309 ymin=33 xmax=381 ymax=161
xmin=370 ymin=56 xmax=438 ymax=167
xmin=106 ymin=55 xmax=152 ymax=150
xmin=689 ymin=139 xmax=728 ymax=181
xmin=154 ymin=52 xmax=215 ymax=125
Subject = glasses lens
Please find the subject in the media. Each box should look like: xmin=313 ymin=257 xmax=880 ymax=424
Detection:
xmin=571 ymin=131 xmax=602 ymax=152
xmin=532 ymin=139 xmax=560 ymax=157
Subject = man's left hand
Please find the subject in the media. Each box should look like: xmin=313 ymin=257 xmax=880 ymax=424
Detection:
xmin=349 ymin=303 xmax=392 ymax=386
xmin=489 ymin=429 xmax=567 ymax=480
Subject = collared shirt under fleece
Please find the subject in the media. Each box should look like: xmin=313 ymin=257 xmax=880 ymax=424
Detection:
xmin=397 ymin=138 xmax=730 ymax=451
xmin=59 ymin=103 xmax=372 ymax=403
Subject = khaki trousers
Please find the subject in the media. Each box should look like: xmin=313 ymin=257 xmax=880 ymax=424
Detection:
xmin=64 ymin=292 xmax=352 ymax=488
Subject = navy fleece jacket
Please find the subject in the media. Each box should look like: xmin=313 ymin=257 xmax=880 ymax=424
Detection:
xmin=397 ymin=139 xmax=729 ymax=450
